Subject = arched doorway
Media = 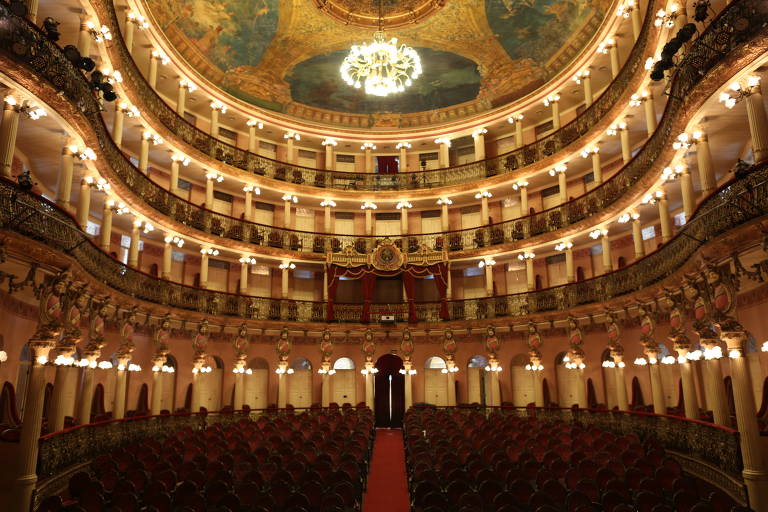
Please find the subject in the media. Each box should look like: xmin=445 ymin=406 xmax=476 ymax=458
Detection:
xmin=374 ymin=354 xmax=405 ymax=428
xmin=467 ymin=355 xmax=489 ymax=405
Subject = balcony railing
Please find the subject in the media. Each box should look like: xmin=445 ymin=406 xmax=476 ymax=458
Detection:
xmin=0 ymin=158 xmax=765 ymax=323
xmin=0 ymin=0 xmax=762 ymax=256
xmin=93 ymin=0 xmax=657 ymax=191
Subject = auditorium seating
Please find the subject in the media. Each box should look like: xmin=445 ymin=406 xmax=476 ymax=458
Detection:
xmin=39 ymin=408 xmax=373 ymax=512
xmin=404 ymin=408 xmax=739 ymax=512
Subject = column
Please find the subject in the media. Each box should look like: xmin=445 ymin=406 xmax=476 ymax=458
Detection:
xmin=162 ymin=237 xmax=173 ymax=279
xmin=563 ymin=243 xmax=575 ymax=283
xmin=200 ymin=249 xmax=210 ymax=289
xmin=323 ymin=201 xmax=333 ymax=232
xmin=190 ymin=357 xmax=204 ymax=412
xmin=583 ymin=147 xmax=602 ymax=184
xmin=600 ymin=231 xmax=612 ymax=272
xmin=574 ymin=366 xmax=587 ymax=408
xmin=645 ymin=350 xmax=666 ymax=414
xmin=283 ymin=195 xmax=293 ymax=229
xmin=487 ymin=362 xmax=501 ymax=407
xmin=320 ymin=362 xmax=331 ymax=408
xmin=363 ymin=362 xmax=375 ymax=409
xmin=76 ymin=178 xmax=91 ymax=230
xmin=608 ymin=39 xmax=620 ymax=78
xmin=643 ymin=92 xmax=657 ymax=135
xmin=177 ymin=80 xmax=196 ymax=116
xmin=148 ymin=50 xmax=167 ymax=89
xmin=129 ymin=221 xmax=141 ymax=267
xmin=658 ymin=189 xmax=672 ymax=243
xmin=238 ymin=259 xmax=249 ymax=294
xmin=545 ymin=95 xmax=561 ymax=130
xmin=100 ymin=202 xmax=113 ymax=252
xmin=399 ymin=203 xmax=410 ymax=235
xmin=404 ymin=361 xmax=414 ymax=411
xmin=139 ymin=132 xmax=151 ymax=174
xmin=439 ymin=199 xmax=451 ymax=232
xmin=205 ymin=172 xmax=216 ymax=207
xmin=233 ymin=360 xmax=245 ymax=410
xmin=48 ymin=359 xmax=76 ymax=432
xmin=76 ymin=354 xmax=98 ymax=425
xmin=520 ymin=253 xmax=535 ymax=291
xmin=631 ymin=215 xmax=644 ymax=259
xmin=531 ymin=364 xmax=544 ymax=407
xmin=170 ymin=154 xmax=187 ymax=193
xmin=25 ymin=0 xmax=39 ymax=22
xmin=280 ymin=263 xmax=290 ymax=299
xmin=276 ymin=361 xmax=288 ymax=409
xmin=323 ymin=269 xmax=328 ymax=302
xmin=364 ymin=207 xmax=373 ymax=236
xmin=479 ymin=192 xmax=489 ymax=223
xmin=244 ymin=186 xmax=255 ymax=221
xmin=9 ymin=339 xmax=53 ymax=512
xmin=745 ymin=81 xmax=768 ymax=163
xmin=209 ymin=101 xmax=226 ymax=137
xmin=473 ymin=129 xmax=487 ymax=161
xmin=575 ymin=71 xmax=593 ymax=107
xmin=680 ymin=165 xmax=694 ymax=219
xmin=56 ymin=145 xmax=75 ymax=207
xmin=360 ymin=143 xmax=374 ymax=172
xmin=617 ymin=123 xmax=631 ymax=163
xmin=323 ymin=139 xmax=336 ymax=170
xmin=247 ymin=120 xmax=262 ymax=154
xmin=112 ymin=356 xmax=130 ymax=419
xmin=113 ymin=104 xmax=125 ymax=148
xmin=446 ymin=361 xmax=457 ymax=406
xmin=284 ymin=133 xmax=298 ymax=164
xmin=436 ymin=138 xmax=451 ymax=168
xmin=77 ymin=16 xmax=92 ymax=57
xmin=613 ymin=356 xmax=629 ymax=410
xmin=0 ymin=95 xmax=20 ymax=179
xmin=124 ymin=13 xmax=137 ymax=55
xmin=694 ymin=132 xmax=716 ymax=192
xmin=722 ymin=332 xmax=768 ymax=511
xmin=515 ymin=182 xmax=529 ymax=214
xmin=483 ymin=260 xmax=494 ymax=297
xmin=550 ymin=165 xmax=567 ymax=204
xmin=676 ymin=348 xmax=700 ymax=419
xmin=397 ymin=142 xmax=410 ymax=171
xmin=700 ymin=340 xmax=729 ymax=426
xmin=510 ymin=115 xmax=524 ymax=148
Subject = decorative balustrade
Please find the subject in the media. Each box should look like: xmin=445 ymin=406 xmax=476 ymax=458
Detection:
xmin=95 ymin=0 xmax=656 ymax=192
xmin=0 ymin=0 xmax=763 ymax=255
xmin=0 ymin=159 xmax=766 ymax=323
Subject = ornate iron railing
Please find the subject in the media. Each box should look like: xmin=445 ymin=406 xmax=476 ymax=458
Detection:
xmin=0 ymin=159 xmax=766 ymax=323
xmin=95 ymin=0 xmax=656 ymax=191
xmin=0 ymin=0 xmax=763 ymax=256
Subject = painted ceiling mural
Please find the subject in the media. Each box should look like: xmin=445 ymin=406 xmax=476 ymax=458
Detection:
xmin=142 ymin=0 xmax=611 ymax=124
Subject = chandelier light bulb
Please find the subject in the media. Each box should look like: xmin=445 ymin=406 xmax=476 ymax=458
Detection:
xmin=589 ymin=228 xmax=608 ymax=239
xmin=512 ymin=181 xmax=528 ymax=190
xmin=151 ymin=49 xmax=170 ymax=65
xmin=396 ymin=142 xmax=412 ymax=149
xmin=543 ymin=94 xmax=560 ymax=106
xmin=507 ymin=114 xmax=524 ymax=124
xmin=474 ymin=191 xmax=492 ymax=199
xmin=247 ymin=118 xmax=264 ymax=129
xmin=572 ymin=70 xmax=590 ymax=84
xmin=179 ymin=78 xmax=198 ymax=92
xmin=436 ymin=197 xmax=453 ymax=205
xmin=396 ymin=200 xmax=413 ymax=209
xmin=127 ymin=11 xmax=150 ymax=29
xmin=361 ymin=142 xmax=377 ymax=150
xmin=322 ymin=138 xmax=338 ymax=146
xmin=361 ymin=201 xmax=378 ymax=210
xmin=282 ymin=194 xmax=298 ymax=203
xmin=341 ymin=31 xmax=422 ymax=97
xmin=320 ymin=199 xmax=337 ymax=207
xmin=518 ymin=252 xmax=535 ymax=260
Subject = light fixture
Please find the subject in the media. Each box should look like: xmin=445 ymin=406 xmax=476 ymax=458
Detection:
xmin=98 ymin=361 xmax=113 ymax=370
xmin=661 ymin=355 xmax=676 ymax=364
xmin=142 ymin=130 xmax=163 ymax=145
xmin=572 ymin=70 xmax=590 ymax=84
xmin=474 ymin=191 xmax=492 ymax=199
xmin=209 ymin=100 xmax=228 ymax=113
xmin=86 ymin=20 xmax=112 ymax=42
xmin=642 ymin=190 xmax=664 ymax=204
xmin=662 ymin=164 xmax=686 ymax=181
xmin=164 ymin=235 xmax=184 ymax=247
xmin=472 ymin=128 xmax=488 ymax=138
xmin=654 ymin=4 xmax=679 ymax=27
xmin=179 ymin=78 xmax=198 ymax=93
xmin=704 ymin=346 xmax=723 ymax=359
xmin=434 ymin=137 xmax=451 ymax=147
xmin=361 ymin=367 xmax=379 ymax=375
xmin=399 ymin=368 xmax=417 ymax=375
xmin=54 ymin=355 xmax=76 ymax=366
xmin=69 ymin=145 xmax=97 ymax=161
xmin=172 ymin=153 xmax=190 ymax=166
xmin=602 ymin=360 xmax=616 ymax=368
xmin=100 ymin=68 xmax=123 ymax=84
xmin=201 ymin=247 xmax=220 ymax=256
xmin=518 ymin=252 xmax=535 ymax=261
xmin=606 ymin=122 xmax=627 ymax=136
xmin=728 ymin=349 xmax=741 ymax=359
xmin=589 ymin=228 xmax=608 ymax=239
xmin=118 ymin=101 xmax=141 ymax=118
xmin=127 ymin=11 xmax=150 ymax=29
xmin=361 ymin=142 xmax=377 ymax=150
xmin=507 ymin=114 xmax=524 ymax=124
xmin=340 ymin=1 xmax=421 ymax=97
xmin=134 ymin=220 xmax=154 ymax=234
xmin=151 ymin=49 xmax=170 ymax=65
xmin=284 ymin=132 xmax=301 ymax=141
xmin=616 ymin=0 xmax=636 ymax=18
xmin=512 ymin=181 xmax=528 ymax=190
xmin=282 ymin=194 xmax=298 ymax=203
xmin=686 ymin=350 xmax=703 ymax=361
xmin=549 ymin=164 xmax=567 ymax=176
xmin=581 ymin=146 xmax=599 ymax=158
xmin=322 ymin=138 xmax=338 ymax=147
xmin=441 ymin=366 xmax=458 ymax=374
xmin=554 ymin=241 xmax=573 ymax=252
xmin=361 ymin=201 xmax=378 ymax=210
xmin=239 ymin=256 xmax=257 ymax=265
xmin=524 ymin=364 xmax=544 ymax=371
xmin=719 ymin=76 xmax=761 ymax=109
xmin=22 ymin=101 xmax=47 ymax=120
xmin=436 ymin=198 xmax=453 ymax=205
xmin=243 ymin=184 xmax=261 ymax=194
xmin=543 ymin=94 xmax=560 ymax=106
xmin=396 ymin=142 xmax=412 ymax=149
xmin=597 ymin=38 xmax=616 ymax=54
xmin=617 ymin=212 xmax=639 ymax=224
xmin=629 ymin=90 xmax=650 ymax=107
xmin=279 ymin=262 xmax=296 ymax=270
xmin=108 ymin=200 xmax=130 ymax=215
xmin=396 ymin=200 xmax=413 ymax=209
xmin=478 ymin=257 xmax=496 ymax=268
xmin=205 ymin=171 xmax=224 ymax=183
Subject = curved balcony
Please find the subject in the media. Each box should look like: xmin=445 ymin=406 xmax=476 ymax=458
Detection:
xmin=94 ymin=0 xmax=658 ymax=193
xmin=1 ymin=160 xmax=765 ymax=324
xmin=2 ymin=0 xmax=764 ymax=260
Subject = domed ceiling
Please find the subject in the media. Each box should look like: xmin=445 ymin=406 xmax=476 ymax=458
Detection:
xmin=144 ymin=0 xmax=611 ymax=124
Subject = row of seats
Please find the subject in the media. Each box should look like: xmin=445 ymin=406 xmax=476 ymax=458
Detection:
xmin=403 ymin=408 xmax=744 ymax=512
xmin=37 ymin=409 xmax=373 ymax=512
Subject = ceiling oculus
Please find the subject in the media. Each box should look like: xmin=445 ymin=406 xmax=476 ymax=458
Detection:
xmin=340 ymin=0 xmax=421 ymax=97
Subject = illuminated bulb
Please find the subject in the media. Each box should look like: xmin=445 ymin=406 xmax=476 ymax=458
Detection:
xmin=396 ymin=142 xmax=412 ymax=149
xmin=320 ymin=199 xmax=337 ymax=207
xmin=396 ymin=201 xmax=413 ymax=209
xmin=437 ymin=198 xmax=453 ymax=205
xmin=179 ymin=79 xmax=198 ymax=92
xmin=507 ymin=114 xmax=524 ymax=124
xmin=322 ymin=138 xmax=338 ymax=146
xmin=243 ymin=185 xmax=260 ymax=194
xmin=360 ymin=142 xmax=377 ymax=150
xmin=512 ymin=181 xmax=528 ymax=190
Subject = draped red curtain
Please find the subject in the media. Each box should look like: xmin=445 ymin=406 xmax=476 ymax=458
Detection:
xmin=377 ymin=156 xmax=399 ymax=174
xmin=325 ymin=262 xmax=449 ymax=322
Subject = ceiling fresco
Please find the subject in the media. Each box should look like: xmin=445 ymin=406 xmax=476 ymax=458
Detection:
xmin=143 ymin=0 xmax=611 ymax=121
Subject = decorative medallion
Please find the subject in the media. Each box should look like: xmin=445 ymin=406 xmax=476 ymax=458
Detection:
xmin=313 ymin=0 xmax=446 ymax=30
xmin=372 ymin=241 xmax=404 ymax=271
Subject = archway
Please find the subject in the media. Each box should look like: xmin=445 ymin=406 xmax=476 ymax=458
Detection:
xmin=374 ymin=354 xmax=405 ymax=428
xmin=467 ymin=355 xmax=489 ymax=405
xmin=288 ymin=358 xmax=313 ymax=408
xmin=245 ymin=357 xmax=269 ymax=409
xmin=332 ymin=357 xmax=356 ymax=406
xmin=424 ymin=357 xmax=448 ymax=406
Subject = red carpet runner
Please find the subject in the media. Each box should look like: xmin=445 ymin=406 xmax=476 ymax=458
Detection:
xmin=363 ymin=429 xmax=411 ymax=512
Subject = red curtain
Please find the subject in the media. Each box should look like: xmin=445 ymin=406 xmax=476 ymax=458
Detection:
xmin=325 ymin=262 xmax=449 ymax=322
xmin=377 ymin=156 xmax=399 ymax=174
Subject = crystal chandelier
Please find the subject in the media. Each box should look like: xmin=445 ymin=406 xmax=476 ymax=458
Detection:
xmin=339 ymin=1 xmax=421 ymax=97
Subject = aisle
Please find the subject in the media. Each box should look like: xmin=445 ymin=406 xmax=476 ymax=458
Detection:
xmin=363 ymin=428 xmax=410 ymax=512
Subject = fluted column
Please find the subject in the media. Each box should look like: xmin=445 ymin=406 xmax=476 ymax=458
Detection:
xmin=521 ymin=253 xmax=536 ymax=291
xmin=139 ymin=132 xmax=151 ymax=174
xmin=545 ymin=95 xmax=561 ymax=130
xmin=112 ymin=357 xmax=130 ymax=419
xmin=563 ymin=243 xmax=574 ymax=283
xmin=550 ymin=165 xmax=567 ymax=203
xmin=403 ymin=361 xmax=414 ymax=411
xmin=25 ymin=0 xmax=39 ymax=22
xmin=112 ymin=103 xmax=128 ymax=147
xmin=630 ymin=215 xmax=644 ymax=259
xmin=642 ymin=92 xmax=657 ymax=135
xmin=364 ymin=207 xmax=373 ymax=235
xmin=322 ymin=200 xmax=333 ymax=233
xmin=283 ymin=197 xmax=292 ymax=229
xmin=599 ymin=230 xmax=612 ymax=272
xmin=280 ymin=263 xmax=290 ymax=299
xmin=613 ymin=355 xmax=629 ymax=410
xmin=399 ymin=203 xmax=410 ymax=235
xmin=487 ymin=360 xmax=502 ymax=407
xmin=514 ymin=182 xmax=529 ymax=214
xmin=99 ymin=202 xmax=113 ymax=252
xmin=77 ymin=16 xmax=92 ymax=57
xmin=722 ymin=331 xmax=768 ymax=511
xmin=199 ymin=249 xmax=210 ymax=289
xmin=658 ymin=190 xmax=672 ymax=243
xmin=629 ymin=2 xmax=641 ymax=40
xmin=694 ymin=132 xmax=716 ymax=192
xmin=745 ymin=83 xmax=768 ymax=163
xmin=276 ymin=361 xmax=288 ymax=409
xmin=170 ymin=154 xmax=186 ymax=192
xmin=583 ymin=146 xmax=601 ymax=184
xmin=615 ymin=123 xmax=631 ymax=163
xmin=574 ymin=366 xmax=587 ymax=408
xmin=323 ymin=139 xmax=336 ymax=170
xmin=701 ymin=339 xmax=729 ymax=426
xmin=479 ymin=192 xmax=489 ymax=223
xmin=473 ymin=128 xmax=487 ymax=161
xmin=76 ymin=353 xmax=99 ymax=425
xmin=607 ymin=39 xmax=620 ymax=78
xmin=76 ymin=178 xmax=92 ymax=230
xmin=676 ymin=347 xmax=700 ymax=419
xmin=446 ymin=361 xmax=457 ymax=406
xmin=531 ymin=363 xmax=544 ymax=407
xmin=0 ymin=95 xmax=21 ymax=179
xmin=436 ymin=139 xmax=451 ymax=168
xmin=243 ymin=186 xmax=255 ymax=221
xmin=205 ymin=173 xmax=216 ymax=207
xmin=48 ymin=362 xmax=75 ymax=433
xmin=123 ymin=13 xmax=138 ymax=54
xmin=320 ymin=361 xmax=331 ymax=407
xmin=239 ymin=259 xmax=249 ymax=294
xmin=148 ymin=50 xmax=167 ymax=89
xmin=129 ymin=221 xmax=141 ymax=267
xmin=57 ymin=145 xmax=75 ymax=207
xmin=8 ymin=338 xmax=54 ymax=512
xmin=680 ymin=166 xmax=694 ymax=219
xmin=483 ymin=260 xmax=494 ymax=297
